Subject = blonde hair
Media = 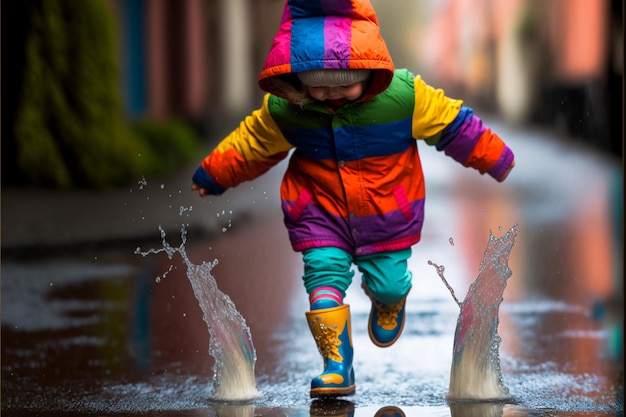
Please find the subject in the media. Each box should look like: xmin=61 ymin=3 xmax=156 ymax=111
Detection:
xmin=261 ymin=75 xmax=312 ymax=106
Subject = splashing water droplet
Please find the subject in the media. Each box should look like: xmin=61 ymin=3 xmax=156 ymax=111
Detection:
xmin=429 ymin=260 xmax=459 ymax=307
xmin=135 ymin=225 xmax=260 ymax=401
xmin=433 ymin=224 xmax=519 ymax=401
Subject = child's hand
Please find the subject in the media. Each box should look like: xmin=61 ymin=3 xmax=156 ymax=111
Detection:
xmin=192 ymin=183 xmax=210 ymax=197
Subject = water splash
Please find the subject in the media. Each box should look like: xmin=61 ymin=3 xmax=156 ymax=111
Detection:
xmin=136 ymin=226 xmax=260 ymax=401
xmin=431 ymin=224 xmax=519 ymax=401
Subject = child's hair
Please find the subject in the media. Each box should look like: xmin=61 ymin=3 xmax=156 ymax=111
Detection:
xmin=264 ymin=70 xmax=372 ymax=106
xmin=264 ymin=74 xmax=311 ymax=106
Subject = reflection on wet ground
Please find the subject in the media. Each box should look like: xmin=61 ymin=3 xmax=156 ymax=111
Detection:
xmin=1 ymin=121 xmax=623 ymax=416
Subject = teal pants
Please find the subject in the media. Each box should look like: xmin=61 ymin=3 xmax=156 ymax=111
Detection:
xmin=302 ymin=247 xmax=412 ymax=305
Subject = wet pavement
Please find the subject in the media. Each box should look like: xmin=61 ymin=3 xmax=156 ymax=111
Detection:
xmin=1 ymin=119 xmax=623 ymax=416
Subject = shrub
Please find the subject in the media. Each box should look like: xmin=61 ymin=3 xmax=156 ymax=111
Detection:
xmin=11 ymin=0 xmax=206 ymax=188
xmin=131 ymin=118 xmax=204 ymax=177
xmin=13 ymin=0 xmax=140 ymax=188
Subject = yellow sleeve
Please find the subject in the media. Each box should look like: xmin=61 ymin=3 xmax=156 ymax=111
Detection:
xmin=215 ymin=94 xmax=293 ymax=160
xmin=203 ymin=94 xmax=292 ymax=188
xmin=411 ymin=75 xmax=463 ymax=139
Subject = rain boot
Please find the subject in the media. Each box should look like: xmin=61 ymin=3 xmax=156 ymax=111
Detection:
xmin=362 ymin=281 xmax=407 ymax=348
xmin=306 ymin=304 xmax=356 ymax=398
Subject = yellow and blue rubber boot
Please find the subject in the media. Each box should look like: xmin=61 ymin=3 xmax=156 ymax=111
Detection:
xmin=306 ymin=304 xmax=356 ymax=398
xmin=362 ymin=282 xmax=407 ymax=348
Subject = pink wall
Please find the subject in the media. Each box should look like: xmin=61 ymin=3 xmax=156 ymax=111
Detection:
xmin=422 ymin=0 xmax=609 ymax=90
xmin=547 ymin=0 xmax=608 ymax=82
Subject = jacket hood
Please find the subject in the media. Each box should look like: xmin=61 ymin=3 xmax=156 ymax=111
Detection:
xmin=258 ymin=0 xmax=394 ymax=101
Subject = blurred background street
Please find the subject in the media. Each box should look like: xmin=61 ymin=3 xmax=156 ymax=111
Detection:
xmin=1 ymin=1 xmax=623 ymax=416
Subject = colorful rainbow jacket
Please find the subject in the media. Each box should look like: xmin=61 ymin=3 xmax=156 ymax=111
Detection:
xmin=193 ymin=0 xmax=515 ymax=256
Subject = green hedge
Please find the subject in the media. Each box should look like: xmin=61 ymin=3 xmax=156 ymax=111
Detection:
xmin=131 ymin=118 xmax=203 ymax=177
xmin=12 ymin=0 xmax=202 ymax=188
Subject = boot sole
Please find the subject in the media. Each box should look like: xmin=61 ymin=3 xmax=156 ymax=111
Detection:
xmin=310 ymin=385 xmax=356 ymax=398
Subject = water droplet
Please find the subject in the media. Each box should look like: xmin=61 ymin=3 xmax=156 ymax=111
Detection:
xmin=135 ymin=225 xmax=258 ymax=400
xmin=445 ymin=224 xmax=519 ymax=401
xmin=449 ymin=237 xmax=455 ymax=246
xmin=160 ymin=184 xmax=165 ymax=189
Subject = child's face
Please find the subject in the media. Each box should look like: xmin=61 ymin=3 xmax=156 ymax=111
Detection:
xmin=306 ymin=81 xmax=366 ymax=103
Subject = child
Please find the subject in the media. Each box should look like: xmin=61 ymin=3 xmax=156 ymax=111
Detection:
xmin=192 ymin=0 xmax=515 ymax=399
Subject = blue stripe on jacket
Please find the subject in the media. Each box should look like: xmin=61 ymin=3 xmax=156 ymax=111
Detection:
xmin=282 ymin=117 xmax=414 ymax=161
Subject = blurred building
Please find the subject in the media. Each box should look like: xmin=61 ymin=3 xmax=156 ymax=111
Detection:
xmin=106 ymin=0 xmax=284 ymax=135
xmin=419 ymin=0 xmax=623 ymax=157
